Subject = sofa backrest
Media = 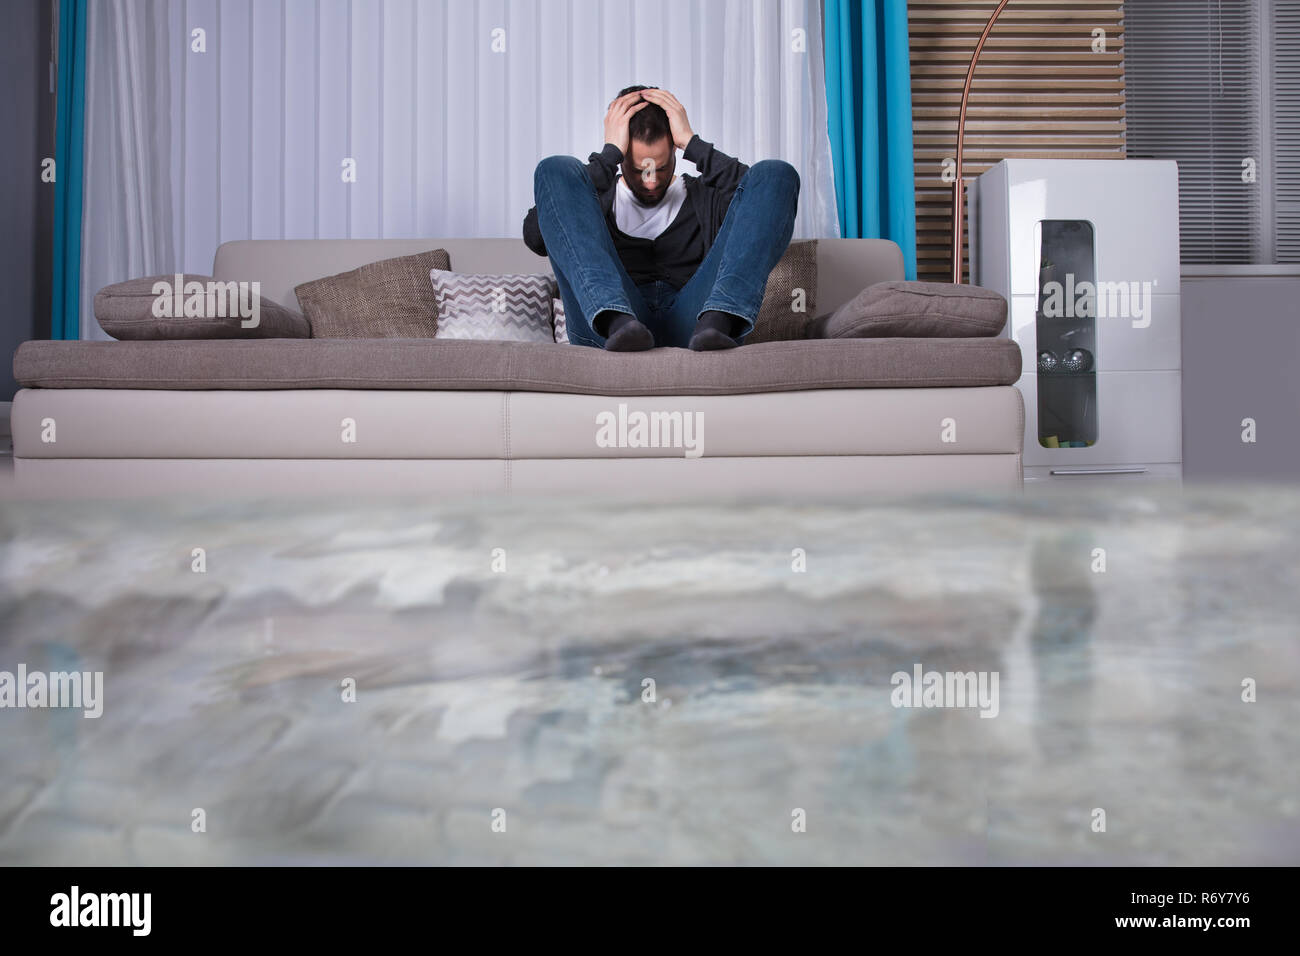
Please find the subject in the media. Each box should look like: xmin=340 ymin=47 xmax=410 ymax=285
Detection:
xmin=212 ymin=237 xmax=905 ymax=316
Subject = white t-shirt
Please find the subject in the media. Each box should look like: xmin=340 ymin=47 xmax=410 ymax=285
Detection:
xmin=613 ymin=173 xmax=687 ymax=240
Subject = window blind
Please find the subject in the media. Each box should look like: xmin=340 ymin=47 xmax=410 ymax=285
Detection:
xmin=1124 ymin=0 xmax=1265 ymax=264
xmin=1275 ymin=1 xmax=1300 ymax=261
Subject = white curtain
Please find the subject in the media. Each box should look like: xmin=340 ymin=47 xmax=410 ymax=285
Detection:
xmin=81 ymin=0 xmax=841 ymax=340
xmin=81 ymin=0 xmax=179 ymax=340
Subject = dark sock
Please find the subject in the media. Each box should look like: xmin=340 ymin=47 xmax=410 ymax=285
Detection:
xmin=597 ymin=311 xmax=654 ymax=351
xmin=689 ymin=310 xmax=741 ymax=351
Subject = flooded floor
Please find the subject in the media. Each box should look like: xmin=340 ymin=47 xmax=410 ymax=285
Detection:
xmin=1 ymin=483 xmax=1297 ymax=865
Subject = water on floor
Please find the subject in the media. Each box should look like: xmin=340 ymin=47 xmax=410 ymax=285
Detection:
xmin=0 ymin=482 xmax=1297 ymax=864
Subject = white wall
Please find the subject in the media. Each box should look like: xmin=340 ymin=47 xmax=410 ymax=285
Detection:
xmin=1181 ymin=276 xmax=1300 ymax=482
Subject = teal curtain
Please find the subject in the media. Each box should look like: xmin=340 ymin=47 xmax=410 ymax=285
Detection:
xmin=53 ymin=0 xmax=88 ymax=340
xmin=824 ymin=0 xmax=918 ymax=279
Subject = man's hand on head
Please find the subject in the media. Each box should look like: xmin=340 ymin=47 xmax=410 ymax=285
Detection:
xmin=604 ymin=91 xmax=650 ymax=157
xmin=637 ymin=88 xmax=695 ymax=151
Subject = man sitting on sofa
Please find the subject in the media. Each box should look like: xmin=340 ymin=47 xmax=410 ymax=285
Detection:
xmin=522 ymin=86 xmax=800 ymax=351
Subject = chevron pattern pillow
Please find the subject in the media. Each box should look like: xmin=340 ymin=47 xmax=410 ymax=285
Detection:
xmin=551 ymin=297 xmax=573 ymax=345
xmin=430 ymin=269 xmax=557 ymax=342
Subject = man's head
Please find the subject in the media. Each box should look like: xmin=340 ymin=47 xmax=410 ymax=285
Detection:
xmin=616 ymin=84 xmax=675 ymax=207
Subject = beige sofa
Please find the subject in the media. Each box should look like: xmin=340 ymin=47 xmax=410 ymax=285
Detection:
xmin=6 ymin=238 xmax=1024 ymax=500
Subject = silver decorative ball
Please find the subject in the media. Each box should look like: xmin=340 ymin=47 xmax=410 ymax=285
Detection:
xmin=1038 ymin=350 xmax=1059 ymax=373
xmin=1063 ymin=348 xmax=1093 ymax=373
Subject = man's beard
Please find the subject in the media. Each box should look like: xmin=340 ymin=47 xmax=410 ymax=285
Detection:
xmin=626 ymin=177 xmax=667 ymax=207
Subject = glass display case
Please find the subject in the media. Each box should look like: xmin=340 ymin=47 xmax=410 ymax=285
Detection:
xmin=1035 ymin=220 xmax=1097 ymax=448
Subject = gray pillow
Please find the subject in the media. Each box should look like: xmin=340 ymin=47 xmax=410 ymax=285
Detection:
xmin=95 ymin=274 xmax=310 ymax=340
xmin=296 ymin=248 xmax=452 ymax=338
xmin=818 ymin=280 xmax=1007 ymax=338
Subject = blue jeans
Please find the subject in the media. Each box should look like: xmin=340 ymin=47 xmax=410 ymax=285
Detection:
xmin=532 ymin=155 xmax=800 ymax=348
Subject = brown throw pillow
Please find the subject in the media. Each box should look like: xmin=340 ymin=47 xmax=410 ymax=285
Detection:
xmin=295 ymin=248 xmax=452 ymax=338
xmin=94 ymin=274 xmax=310 ymax=340
xmin=820 ymin=280 xmax=1007 ymax=338
xmin=745 ymin=239 xmax=818 ymax=344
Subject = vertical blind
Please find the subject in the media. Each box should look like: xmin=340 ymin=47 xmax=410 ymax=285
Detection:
xmin=1125 ymin=0 xmax=1265 ymax=264
xmin=907 ymin=0 xmax=1127 ymax=282
xmin=1275 ymin=1 xmax=1300 ymax=261
xmin=171 ymin=0 xmax=837 ymax=264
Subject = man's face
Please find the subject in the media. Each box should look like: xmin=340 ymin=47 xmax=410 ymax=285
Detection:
xmin=621 ymin=136 xmax=675 ymax=206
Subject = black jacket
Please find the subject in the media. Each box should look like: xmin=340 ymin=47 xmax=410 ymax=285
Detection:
xmin=522 ymin=133 xmax=749 ymax=258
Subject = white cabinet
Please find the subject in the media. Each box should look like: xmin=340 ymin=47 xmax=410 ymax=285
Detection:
xmin=968 ymin=159 xmax=1183 ymax=482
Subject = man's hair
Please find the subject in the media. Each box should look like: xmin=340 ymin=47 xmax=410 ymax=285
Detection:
xmin=616 ymin=85 xmax=672 ymax=147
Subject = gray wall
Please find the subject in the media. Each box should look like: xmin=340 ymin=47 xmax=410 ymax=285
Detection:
xmin=0 ymin=0 xmax=52 ymax=402
xmin=1182 ymin=276 xmax=1300 ymax=483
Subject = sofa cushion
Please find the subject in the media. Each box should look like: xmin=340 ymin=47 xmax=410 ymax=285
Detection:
xmin=431 ymin=269 xmax=556 ymax=343
xmin=745 ymin=240 xmax=818 ymax=344
xmin=816 ymin=280 xmax=1008 ymax=338
xmin=294 ymin=248 xmax=451 ymax=338
xmin=12 ymin=387 xmax=1025 ymax=460
xmin=13 ymin=337 xmax=1025 ymax=394
xmin=94 ymin=274 xmax=310 ymax=340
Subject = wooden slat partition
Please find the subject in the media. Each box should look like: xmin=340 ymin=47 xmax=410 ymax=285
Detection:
xmin=908 ymin=1 xmax=1127 ymax=281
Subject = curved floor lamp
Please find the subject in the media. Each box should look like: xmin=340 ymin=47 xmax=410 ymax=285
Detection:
xmin=952 ymin=0 xmax=1012 ymax=283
